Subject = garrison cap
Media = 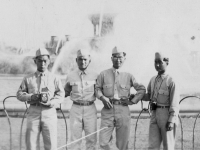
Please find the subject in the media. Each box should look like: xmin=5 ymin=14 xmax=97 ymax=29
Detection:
xmin=77 ymin=49 xmax=90 ymax=57
xmin=34 ymin=48 xmax=50 ymax=59
xmin=112 ymin=46 xmax=126 ymax=55
xmin=155 ymin=52 xmax=169 ymax=61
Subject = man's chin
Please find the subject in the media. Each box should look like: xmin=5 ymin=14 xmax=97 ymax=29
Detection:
xmin=38 ymin=68 xmax=46 ymax=72
xmin=79 ymin=67 xmax=87 ymax=70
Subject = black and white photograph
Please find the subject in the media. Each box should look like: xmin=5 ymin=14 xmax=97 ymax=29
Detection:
xmin=1 ymin=0 xmax=200 ymax=150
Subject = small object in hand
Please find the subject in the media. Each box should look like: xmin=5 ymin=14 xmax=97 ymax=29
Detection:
xmin=129 ymin=94 xmax=135 ymax=100
xmin=40 ymin=87 xmax=48 ymax=103
xmin=150 ymin=102 xmax=157 ymax=110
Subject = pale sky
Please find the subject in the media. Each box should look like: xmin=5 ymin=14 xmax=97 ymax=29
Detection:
xmin=1 ymin=0 xmax=200 ymax=92
xmin=0 ymin=0 xmax=200 ymax=50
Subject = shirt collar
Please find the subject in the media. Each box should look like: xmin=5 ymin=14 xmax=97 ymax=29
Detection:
xmin=35 ymin=70 xmax=48 ymax=77
xmin=157 ymin=73 xmax=167 ymax=80
xmin=112 ymin=67 xmax=120 ymax=74
xmin=78 ymin=69 xmax=88 ymax=76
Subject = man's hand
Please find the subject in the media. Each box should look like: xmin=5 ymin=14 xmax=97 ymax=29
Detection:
xmin=31 ymin=94 xmax=40 ymax=101
xmin=120 ymin=98 xmax=134 ymax=106
xmin=166 ymin=122 xmax=174 ymax=131
xmin=100 ymin=96 xmax=113 ymax=109
xmin=39 ymin=100 xmax=51 ymax=107
xmin=39 ymin=94 xmax=52 ymax=107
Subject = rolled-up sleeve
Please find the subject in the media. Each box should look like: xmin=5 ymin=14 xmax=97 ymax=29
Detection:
xmin=131 ymin=75 xmax=146 ymax=103
xmin=50 ymin=77 xmax=65 ymax=107
xmin=95 ymin=73 xmax=104 ymax=99
xmin=142 ymin=81 xmax=151 ymax=101
xmin=168 ymin=81 xmax=180 ymax=124
xmin=16 ymin=77 xmax=32 ymax=102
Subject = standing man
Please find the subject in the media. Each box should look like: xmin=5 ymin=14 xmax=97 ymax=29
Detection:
xmin=64 ymin=49 xmax=98 ymax=150
xmin=143 ymin=52 xmax=180 ymax=150
xmin=95 ymin=46 xmax=146 ymax=150
xmin=17 ymin=48 xmax=65 ymax=150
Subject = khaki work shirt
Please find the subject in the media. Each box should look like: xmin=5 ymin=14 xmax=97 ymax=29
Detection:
xmin=147 ymin=74 xmax=180 ymax=124
xmin=95 ymin=68 xmax=146 ymax=103
xmin=64 ymin=69 xmax=98 ymax=102
xmin=16 ymin=71 xmax=65 ymax=107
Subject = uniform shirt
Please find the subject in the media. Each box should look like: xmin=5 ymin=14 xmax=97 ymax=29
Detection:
xmin=147 ymin=74 xmax=180 ymax=124
xmin=95 ymin=68 xmax=146 ymax=103
xmin=64 ymin=69 xmax=98 ymax=102
xmin=16 ymin=71 xmax=65 ymax=107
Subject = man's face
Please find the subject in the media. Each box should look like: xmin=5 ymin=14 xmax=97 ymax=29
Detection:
xmin=154 ymin=55 xmax=167 ymax=74
xmin=76 ymin=55 xmax=91 ymax=71
xmin=111 ymin=53 xmax=126 ymax=69
xmin=35 ymin=55 xmax=50 ymax=72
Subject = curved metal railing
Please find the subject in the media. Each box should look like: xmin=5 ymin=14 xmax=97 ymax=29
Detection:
xmin=2 ymin=96 xmax=68 ymax=150
xmin=134 ymin=95 xmax=200 ymax=150
xmin=179 ymin=96 xmax=200 ymax=150
xmin=3 ymin=96 xmax=16 ymax=150
xmin=133 ymin=100 xmax=151 ymax=150
xmin=56 ymin=104 xmax=68 ymax=150
xmin=19 ymin=100 xmax=28 ymax=150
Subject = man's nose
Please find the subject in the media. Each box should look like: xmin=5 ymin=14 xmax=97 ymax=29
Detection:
xmin=41 ymin=61 xmax=46 ymax=65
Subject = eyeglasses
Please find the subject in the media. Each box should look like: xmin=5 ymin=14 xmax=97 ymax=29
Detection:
xmin=112 ymin=56 xmax=124 ymax=60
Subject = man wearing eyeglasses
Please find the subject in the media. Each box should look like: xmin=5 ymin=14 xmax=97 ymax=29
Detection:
xmin=95 ymin=46 xmax=146 ymax=150
xmin=17 ymin=48 xmax=65 ymax=150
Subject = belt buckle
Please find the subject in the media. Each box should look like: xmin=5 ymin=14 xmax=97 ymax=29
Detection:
xmin=85 ymin=102 xmax=89 ymax=106
xmin=116 ymin=101 xmax=121 ymax=105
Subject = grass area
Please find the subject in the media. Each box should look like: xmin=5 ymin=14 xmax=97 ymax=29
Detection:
xmin=1 ymin=117 xmax=200 ymax=150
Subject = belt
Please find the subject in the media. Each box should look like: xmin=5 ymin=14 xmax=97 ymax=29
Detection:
xmin=157 ymin=105 xmax=170 ymax=109
xmin=73 ymin=101 xmax=94 ymax=106
xmin=30 ymin=103 xmax=46 ymax=107
xmin=109 ymin=99 xmax=122 ymax=105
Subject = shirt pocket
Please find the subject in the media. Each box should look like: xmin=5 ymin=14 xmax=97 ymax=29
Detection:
xmin=28 ymin=84 xmax=38 ymax=94
xmin=84 ymin=81 xmax=95 ymax=92
xmin=119 ymin=84 xmax=130 ymax=96
xmin=70 ymin=82 xmax=80 ymax=93
xmin=47 ymin=82 xmax=55 ymax=95
xmin=157 ymin=89 xmax=169 ymax=105
xmin=103 ymin=84 xmax=113 ymax=97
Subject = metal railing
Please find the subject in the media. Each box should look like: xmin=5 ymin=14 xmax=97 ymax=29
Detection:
xmin=2 ymin=96 xmax=68 ymax=150
xmin=2 ymin=95 xmax=200 ymax=150
xmin=133 ymin=96 xmax=200 ymax=150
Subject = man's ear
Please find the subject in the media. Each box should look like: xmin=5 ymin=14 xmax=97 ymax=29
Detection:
xmin=76 ymin=58 xmax=77 ymax=63
xmin=34 ymin=59 xmax=36 ymax=64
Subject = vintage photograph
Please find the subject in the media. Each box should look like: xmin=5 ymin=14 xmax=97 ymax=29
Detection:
xmin=1 ymin=0 xmax=200 ymax=150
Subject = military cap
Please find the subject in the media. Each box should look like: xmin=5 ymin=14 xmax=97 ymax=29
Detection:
xmin=34 ymin=48 xmax=50 ymax=59
xmin=112 ymin=46 xmax=126 ymax=55
xmin=77 ymin=49 xmax=90 ymax=57
xmin=155 ymin=52 xmax=169 ymax=62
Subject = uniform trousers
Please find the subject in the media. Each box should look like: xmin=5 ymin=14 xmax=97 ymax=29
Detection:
xmin=99 ymin=105 xmax=131 ymax=150
xmin=26 ymin=105 xmax=57 ymax=150
xmin=69 ymin=103 xmax=97 ymax=150
xmin=148 ymin=108 xmax=177 ymax=150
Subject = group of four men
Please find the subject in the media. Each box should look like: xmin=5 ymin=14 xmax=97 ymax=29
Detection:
xmin=17 ymin=46 xmax=180 ymax=150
